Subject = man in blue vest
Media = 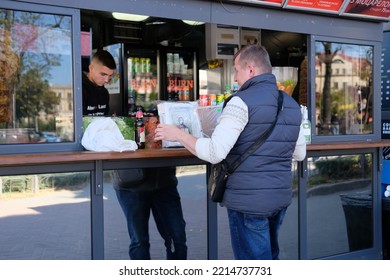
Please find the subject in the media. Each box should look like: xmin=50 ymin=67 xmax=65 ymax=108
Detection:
xmin=154 ymin=43 xmax=306 ymax=259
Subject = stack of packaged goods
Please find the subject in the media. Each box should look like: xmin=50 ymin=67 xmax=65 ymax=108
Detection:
xmin=198 ymin=83 xmax=239 ymax=107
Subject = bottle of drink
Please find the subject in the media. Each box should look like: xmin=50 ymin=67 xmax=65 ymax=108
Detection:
xmin=128 ymin=103 xmax=137 ymax=117
xmin=232 ymin=82 xmax=239 ymax=94
xmin=301 ymin=105 xmax=311 ymax=144
xmin=224 ymin=84 xmax=232 ymax=99
xmin=134 ymin=108 xmax=146 ymax=149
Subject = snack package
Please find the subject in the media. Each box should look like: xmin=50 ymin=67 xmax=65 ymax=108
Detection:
xmin=157 ymin=101 xmax=202 ymax=148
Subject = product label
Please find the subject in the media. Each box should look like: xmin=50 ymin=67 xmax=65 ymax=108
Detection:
xmin=216 ymin=94 xmax=224 ymax=105
xmin=139 ymin=127 xmax=145 ymax=142
xmin=301 ymin=122 xmax=311 ymax=144
xmin=199 ymin=94 xmax=208 ymax=106
xmin=304 ymin=134 xmax=311 ymax=144
xmin=383 ymin=120 xmax=390 ymax=138
xmin=208 ymin=94 xmax=217 ymax=106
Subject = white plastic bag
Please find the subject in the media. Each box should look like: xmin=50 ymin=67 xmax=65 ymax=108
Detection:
xmin=81 ymin=118 xmax=138 ymax=152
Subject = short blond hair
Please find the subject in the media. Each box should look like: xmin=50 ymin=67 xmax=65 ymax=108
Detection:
xmin=234 ymin=44 xmax=272 ymax=74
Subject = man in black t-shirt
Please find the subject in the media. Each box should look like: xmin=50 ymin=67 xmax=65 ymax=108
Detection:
xmin=82 ymin=50 xmax=116 ymax=116
xmin=83 ymin=50 xmax=187 ymax=260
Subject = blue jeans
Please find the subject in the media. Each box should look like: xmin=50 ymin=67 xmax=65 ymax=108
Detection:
xmin=227 ymin=207 xmax=287 ymax=260
xmin=115 ymin=186 xmax=187 ymax=260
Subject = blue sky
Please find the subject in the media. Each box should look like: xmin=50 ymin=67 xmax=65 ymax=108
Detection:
xmin=49 ymin=55 xmax=73 ymax=86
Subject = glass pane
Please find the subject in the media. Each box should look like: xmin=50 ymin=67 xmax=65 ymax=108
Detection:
xmin=125 ymin=47 xmax=159 ymax=114
xmin=217 ymin=161 xmax=300 ymax=260
xmin=315 ymin=42 xmax=373 ymax=135
xmin=0 ymin=9 xmax=74 ymax=144
xmin=104 ymin=166 xmax=208 ymax=260
xmin=279 ymin=160 xmax=299 ymax=259
xmin=218 ymin=199 xmax=234 ymax=259
xmin=307 ymin=154 xmax=373 ymax=259
xmin=0 ymin=172 xmax=91 ymax=259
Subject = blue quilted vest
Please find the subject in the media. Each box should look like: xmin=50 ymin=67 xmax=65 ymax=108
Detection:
xmin=222 ymin=73 xmax=301 ymax=215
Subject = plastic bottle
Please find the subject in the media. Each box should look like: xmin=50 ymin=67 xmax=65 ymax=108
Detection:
xmin=301 ymin=105 xmax=311 ymax=144
xmin=134 ymin=108 xmax=146 ymax=149
xmin=232 ymin=82 xmax=239 ymax=94
xmin=224 ymin=84 xmax=232 ymax=99
xmin=216 ymin=92 xmax=224 ymax=105
xmin=127 ymin=100 xmax=137 ymax=117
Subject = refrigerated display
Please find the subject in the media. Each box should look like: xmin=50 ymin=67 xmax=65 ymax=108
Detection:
xmin=124 ymin=47 xmax=159 ymax=115
xmin=162 ymin=48 xmax=198 ymax=102
xmin=106 ymin=44 xmax=198 ymax=117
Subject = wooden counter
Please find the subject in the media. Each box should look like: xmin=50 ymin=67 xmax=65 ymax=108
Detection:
xmin=0 ymin=148 xmax=203 ymax=167
xmin=307 ymin=140 xmax=390 ymax=151
xmin=1 ymin=140 xmax=389 ymax=167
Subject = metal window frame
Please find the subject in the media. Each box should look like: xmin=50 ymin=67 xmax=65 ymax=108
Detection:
xmin=0 ymin=0 xmax=83 ymax=154
xmin=309 ymin=35 xmax=382 ymax=144
xmin=301 ymin=148 xmax=383 ymax=260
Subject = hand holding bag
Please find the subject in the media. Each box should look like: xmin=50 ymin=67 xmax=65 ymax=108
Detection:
xmin=207 ymin=91 xmax=284 ymax=203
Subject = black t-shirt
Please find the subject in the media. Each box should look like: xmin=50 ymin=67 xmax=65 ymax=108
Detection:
xmin=82 ymin=72 xmax=110 ymax=116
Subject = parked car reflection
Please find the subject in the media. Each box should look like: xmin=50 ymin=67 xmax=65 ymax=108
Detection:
xmin=40 ymin=132 xmax=61 ymax=143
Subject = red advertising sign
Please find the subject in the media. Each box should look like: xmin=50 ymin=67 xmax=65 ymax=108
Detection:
xmin=224 ymin=0 xmax=284 ymax=7
xmin=224 ymin=0 xmax=390 ymax=21
xmin=341 ymin=0 xmax=390 ymax=20
xmin=284 ymin=0 xmax=345 ymax=13
xmin=253 ymin=0 xmax=284 ymax=5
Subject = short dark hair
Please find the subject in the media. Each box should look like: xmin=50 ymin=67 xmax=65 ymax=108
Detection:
xmin=92 ymin=49 xmax=116 ymax=70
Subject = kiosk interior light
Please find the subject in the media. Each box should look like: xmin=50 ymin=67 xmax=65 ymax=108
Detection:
xmin=182 ymin=20 xmax=205 ymax=26
xmin=112 ymin=12 xmax=149 ymax=22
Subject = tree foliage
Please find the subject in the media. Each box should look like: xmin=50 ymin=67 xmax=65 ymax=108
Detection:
xmin=1 ymin=10 xmax=66 ymax=129
xmin=317 ymin=42 xmax=342 ymax=133
xmin=16 ymin=68 xmax=59 ymax=122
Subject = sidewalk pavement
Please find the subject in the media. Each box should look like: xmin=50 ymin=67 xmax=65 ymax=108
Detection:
xmin=0 ymin=171 xmax=234 ymax=260
xmin=0 ymin=170 xmax=362 ymax=260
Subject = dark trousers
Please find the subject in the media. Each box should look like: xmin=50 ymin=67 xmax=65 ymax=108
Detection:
xmin=115 ymin=186 xmax=187 ymax=260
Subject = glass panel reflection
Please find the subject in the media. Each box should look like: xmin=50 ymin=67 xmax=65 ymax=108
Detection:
xmin=279 ymin=160 xmax=299 ymax=260
xmin=307 ymin=154 xmax=373 ymax=259
xmin=104 ymin=166 xmax=208 ymax=260
xmin=0 ymin=8 xmax=74 ymax=144
xmin=217 ymin=160 xmax=300 ymax=260
xmin=0 ymin=172 xmax=90 ymax=259
xmin=315 ymin=42 xmax=373 ymax=135
xmin=103 ymin=162 xmax=299 ymax=260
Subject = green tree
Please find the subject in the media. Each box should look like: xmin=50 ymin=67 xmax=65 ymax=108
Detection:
xmin=317 ymin=42 xmax=342 ymax=134
xmin=16 ymin=68 xmax=59 ymax=127
xmin=360 ymin=48 xmax=373 ymax=126
xmin=1 ymin=9 xmax=66 ymax=129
